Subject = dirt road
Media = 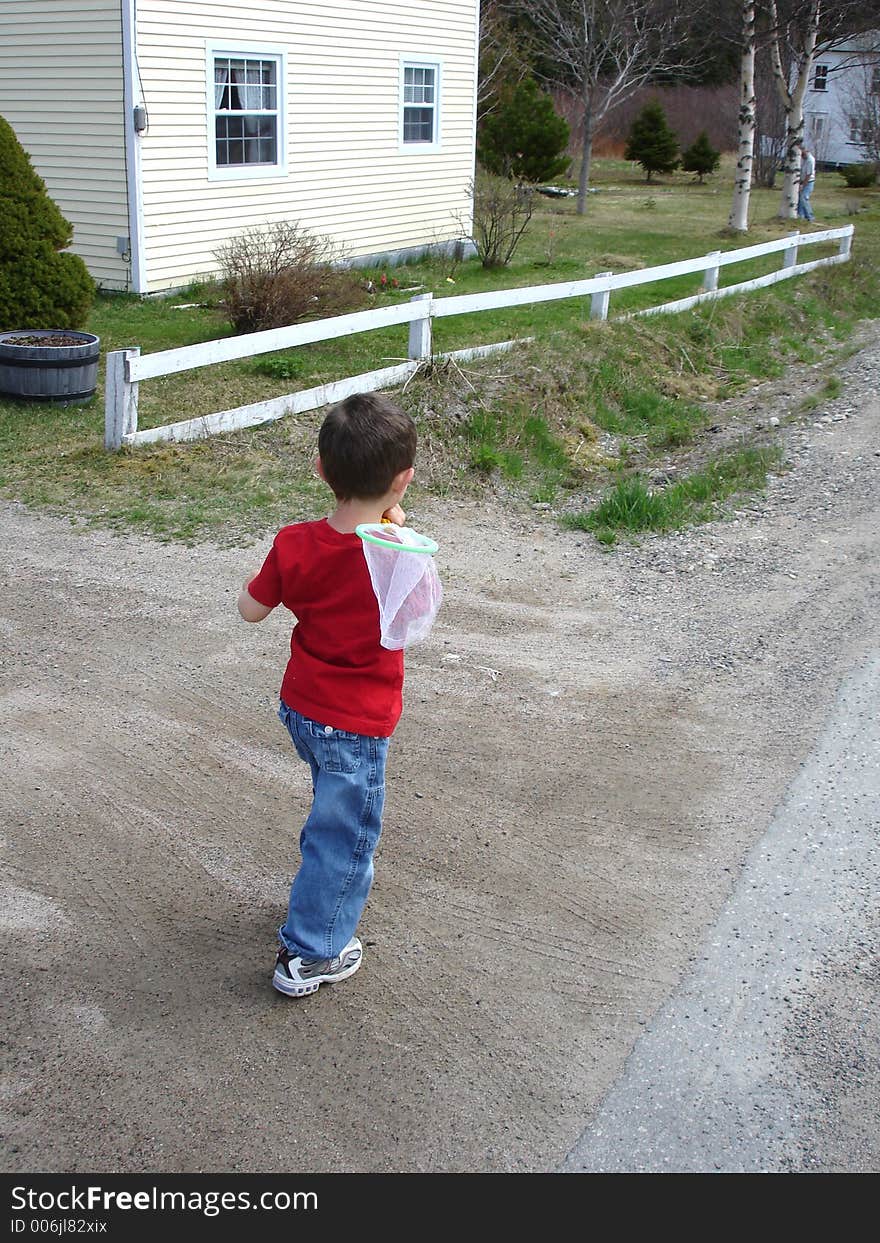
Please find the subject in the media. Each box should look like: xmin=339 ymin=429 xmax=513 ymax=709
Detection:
xmin=2 ymin=326 xmax=878 ymax=1173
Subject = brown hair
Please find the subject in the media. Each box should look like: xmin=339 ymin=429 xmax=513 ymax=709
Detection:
xmin=318 ymin=392 xmax=417 ymax=500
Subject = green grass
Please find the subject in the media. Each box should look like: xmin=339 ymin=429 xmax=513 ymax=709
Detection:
xmin=589 ymin=382 xmax=707 ymax=445
xmin=1 ymin=155 xmax=877 ymax=544
xmin=798 ymin=373 xmax=843 ymax=412
xmin=461 ymin=401 xmax=578 ymax=497
xmin=562 ymin=445 xmax=787 ymax=544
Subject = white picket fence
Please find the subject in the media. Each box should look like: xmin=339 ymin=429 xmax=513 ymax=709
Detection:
xmin=104 ymin=224 xmax=854 ymax=450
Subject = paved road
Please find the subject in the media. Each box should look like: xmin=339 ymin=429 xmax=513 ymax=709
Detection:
xmin=563 ymin=653 xmax=880 ymax=1173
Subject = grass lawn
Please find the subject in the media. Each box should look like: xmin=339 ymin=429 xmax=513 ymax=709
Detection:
xmin=1 ymin=155 xmax=878 ymax=545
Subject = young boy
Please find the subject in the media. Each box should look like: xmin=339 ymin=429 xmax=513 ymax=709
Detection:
xmin=237 ymin=392 xmax=417 ymax=997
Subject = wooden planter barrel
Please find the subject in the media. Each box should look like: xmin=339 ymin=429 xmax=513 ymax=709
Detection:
xmin=0 ymin=329 xmax=100 ymax=403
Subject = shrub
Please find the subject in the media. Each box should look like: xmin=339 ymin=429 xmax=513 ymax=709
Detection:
xmin=477 ymin=78 xmax=571 ymax=184
xmin=0 ymin=114 xmax=95 ymax=330
xmin=839 ymin=162 xmax=877 ymax=188
xmin=681 ymin=131 xmax=721 ymax=183
xmin=214 ymin=221 xmax=368 ymax=333
xmin=624 ymin=101 xmax=681 ymax=183
xmin=468 ymin=171 xmax=535 ymax=269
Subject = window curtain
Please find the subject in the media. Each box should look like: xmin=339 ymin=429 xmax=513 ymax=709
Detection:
xmin=214 ymin=61 xmax=267 ymax=111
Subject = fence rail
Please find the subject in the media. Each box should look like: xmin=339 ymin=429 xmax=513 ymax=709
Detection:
xmin=104 ymin=225 xmax=854 ymax=450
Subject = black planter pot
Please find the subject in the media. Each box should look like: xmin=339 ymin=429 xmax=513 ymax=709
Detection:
xmin=0 ymin=329 xmax=101 ymax=404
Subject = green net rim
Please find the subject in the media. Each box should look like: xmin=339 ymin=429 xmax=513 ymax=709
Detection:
xmin=355 ymin=523 xmax=438 ymax=555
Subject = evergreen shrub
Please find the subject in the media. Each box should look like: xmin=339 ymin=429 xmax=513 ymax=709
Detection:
xmin=681 ymin=131 xmax=721 ymax=183
xmin=839 ymin=162 xmax=877 ymax=188
xmin=624 ymin=102 xmax=681 ymax=183
xmin=477 ymin=78 xmax=571 ymax=184
xmin=0 ymin=114 xmax=95 ymax=330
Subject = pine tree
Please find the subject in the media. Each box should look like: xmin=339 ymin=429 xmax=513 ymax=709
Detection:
xmin=0 ymin=114 xmax=95 ymax=330
xmin=477 ymin=78 xmax=571 ymax=184
xmin=681 ymin=131 xmax=721 ymax=183
xmin=624 ymin=101 xmax=680 ymax=183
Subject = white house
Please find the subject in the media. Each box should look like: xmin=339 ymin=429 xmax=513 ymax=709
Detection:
xmin=0 ymin=0 xmax=479 ymax=293
xmin=803 ymin=29 xmax=880 ymax=168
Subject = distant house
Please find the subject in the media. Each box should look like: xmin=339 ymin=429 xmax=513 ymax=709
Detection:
xmin=0 ymin=0 xmax=479 ymax=293
xmin=803 ymin=29 xmax=880 ymax=168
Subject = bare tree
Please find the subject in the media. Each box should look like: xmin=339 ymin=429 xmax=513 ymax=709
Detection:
xmin=477 ymin=1 xmax=534 ymax=120
xmin=767 ymin=0 xmax=823 ymax=218
xmin=501 ymin=1 xmax=696 ymax=214
xmin=754 ymin=43 xmax=790 ymax=187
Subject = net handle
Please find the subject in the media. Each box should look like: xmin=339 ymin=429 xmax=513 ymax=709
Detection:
xmin=355 ymin=523 xmax=438 ymax=555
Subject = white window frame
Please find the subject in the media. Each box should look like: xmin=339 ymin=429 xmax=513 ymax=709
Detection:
xmin=848 ymin=118 xmax=870 ymax=146
xmin=808 ymin=113 xmax=826 ymax=143
xmin=812 ymin=63 xmax=828 ymax=92
xmin=399 ymin=56 xmax=442 ymax=154
xmin=206 ymin=41 xmax=287 ymax=181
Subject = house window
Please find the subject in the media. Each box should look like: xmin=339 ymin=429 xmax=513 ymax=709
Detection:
xmin=207 ymin=45 xmax=286 ymax=178
xmin=849 ymin=118 xmax=870 ymax=144
xmin=400 ymin=59 xmax=441 ymax=150
xmin=812 ymin=64 xmax=828 ymax=91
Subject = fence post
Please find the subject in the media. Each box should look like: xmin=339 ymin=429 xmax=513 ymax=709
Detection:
xmin=783 ymin=231 xmax=800 ymax=271
xmin=104 ymin=347 xmax=140 ymax=450
xmin=590 ymin=272 xmax=612 ymax=321
xmin=407 ymin=293 xmax=433 ymax=361
xmin=838 ymin=226 xmax=853 ymax=259
xmin=702 ymin=251 xmax=721 ymax=292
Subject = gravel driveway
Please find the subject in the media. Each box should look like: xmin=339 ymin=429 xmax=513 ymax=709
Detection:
xmin=1 ymin=322 xmax=878 ymax=1173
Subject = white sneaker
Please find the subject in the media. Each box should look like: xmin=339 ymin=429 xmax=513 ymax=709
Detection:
xmin=272 ymin=937 xmax=362 ymax=997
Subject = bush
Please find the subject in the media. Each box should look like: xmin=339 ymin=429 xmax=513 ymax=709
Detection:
xmin=681 ymin=131 xmax=721 ymax=183
xmin=0 ymin=114 xmax=95 ymax=329
xmin=624 ymin=101 xmax=681 ymax=183
xmin=469 ymin=171 xmax=535 ymax=269
xmin=214 ymin=221 xmax=368 ymax=333
xmin=477 ymin=78 xmax=571 ymax=184
xmin=839 ymin=162 xmax=878 ymax=188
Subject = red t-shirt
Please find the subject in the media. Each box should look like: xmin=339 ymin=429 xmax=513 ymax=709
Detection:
xmin=247 ymin=519 xmax=404 ymax=737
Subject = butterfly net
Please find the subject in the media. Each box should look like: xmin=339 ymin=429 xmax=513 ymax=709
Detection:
xmin=359 ymin=524 xmax=443 ymax=650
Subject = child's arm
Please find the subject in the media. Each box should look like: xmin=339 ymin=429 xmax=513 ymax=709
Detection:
xmin=237 ymin=576 xmax=275 ymax=623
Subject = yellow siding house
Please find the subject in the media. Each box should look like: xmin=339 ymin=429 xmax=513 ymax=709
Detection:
xmin=0 ymin=0 xmax=479 ymax=292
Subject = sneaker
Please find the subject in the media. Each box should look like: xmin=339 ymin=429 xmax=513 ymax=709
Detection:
xmin=272 ymin=936 xmax=363 ymax=997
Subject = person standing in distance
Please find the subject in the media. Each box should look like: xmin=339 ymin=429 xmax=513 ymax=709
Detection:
xmin=797 ymin=142 xmax=816 ymax=222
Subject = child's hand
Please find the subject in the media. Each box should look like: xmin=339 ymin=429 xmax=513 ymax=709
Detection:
xmin=382 ymin=504 xmax=406 ymax=526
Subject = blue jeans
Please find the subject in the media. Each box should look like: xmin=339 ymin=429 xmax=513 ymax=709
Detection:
xmin=277 ymin=701 xmax=389 ymax=961
xmin=797 ymin=180 xmax=815 ymax=221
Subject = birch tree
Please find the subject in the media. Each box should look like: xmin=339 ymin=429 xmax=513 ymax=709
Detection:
xmin=728 ymin=0 xmax=759 ymax=231
xmin=767 ymin=0 xmax=823 ymax=218
xmin=501 ymin=0 xmax=695 ymax=214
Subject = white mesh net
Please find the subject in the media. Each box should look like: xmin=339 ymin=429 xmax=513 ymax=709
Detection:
xmin=359 ymin=524 xmax=443 ymax=650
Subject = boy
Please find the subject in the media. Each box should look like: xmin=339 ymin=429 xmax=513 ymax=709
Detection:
xmin=237 ymin=392 xmax=416 ymax=997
